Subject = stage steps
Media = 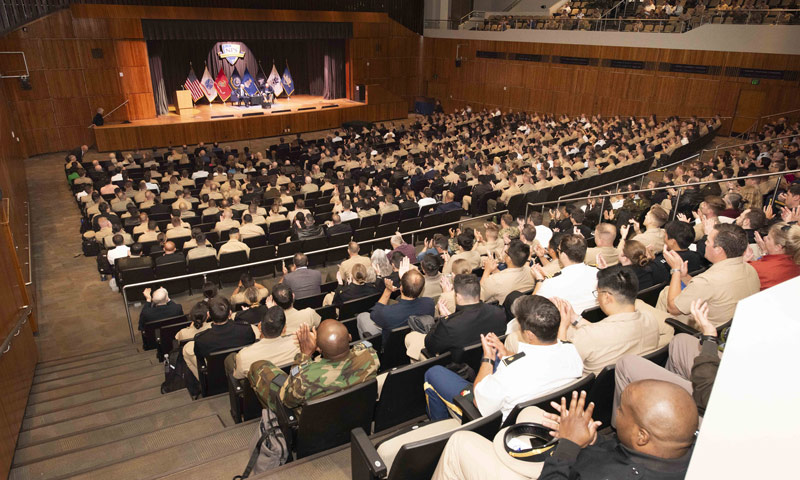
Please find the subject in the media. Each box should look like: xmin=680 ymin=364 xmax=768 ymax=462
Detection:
xmin=13 ymin=343 xmax=353 ymax=480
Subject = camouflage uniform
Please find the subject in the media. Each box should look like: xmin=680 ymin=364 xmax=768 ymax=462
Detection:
xmin=248 ymin=341 xmax=380 ymax=414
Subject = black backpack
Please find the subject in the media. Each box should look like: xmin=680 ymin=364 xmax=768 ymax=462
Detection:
xmin=82 ymin=237 xmax=100 ymax=257
xmin=161 ymin=348 xmax=201 ymax=396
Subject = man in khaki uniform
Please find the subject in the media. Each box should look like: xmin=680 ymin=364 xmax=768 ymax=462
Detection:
xmin=270 ymin=284 xmax=321 ymax=335
xmin=630 ymin=205 xmax=669 ymax=253
xmin=217 ymin=229 xmax=250 ymax=259
xmin=549 ymin=265 xmax=661 ymax=375
xmin=338 ymin=242 xmax=373 ymax=282
xmin=214 ymin=209 xmax=241 ymax=234
xmin=165 ymin=217 xmax=191 ymax=240
xmin=227 ymin=306 xmax=300 ymax=379
xmin=443 ymin=233 xmax=482 ymax=275
xmin=480 ymin=240 xmax=535 ymax=305
xmin=186 ymin=233 xmax=217 ymax=261
xmin=238 ymin=214 xmax=266 ymax=239
xmin=658 ymin=223 xmax=759 ymax=327
xmin=435 ymin=259 xmax=473 ymax=317
xmin=584 ymin=223 xmax=620 ymax=267
xmin=300 ymin=176 xmax=319 ymax=195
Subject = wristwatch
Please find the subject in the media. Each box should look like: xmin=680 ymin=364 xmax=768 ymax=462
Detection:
xmin=670 ymin=268 xmax=681 ymax=275
xmin=700 ymin=335 xmax=718 ymax=345
xmin=481 ymin=357 xmax=493 ymax=364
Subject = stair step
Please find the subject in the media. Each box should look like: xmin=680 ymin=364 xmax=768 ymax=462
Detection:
xmin=36 ymin=345 xmax=141 ymax=371
xmin=9 ymin=415 xmax=225 ymax=480
xmin=34 ymin=351 xmax=158 ymax=383
xmin=14 ymin=396 xmax=229 ymax=465
xmin=18 ymin=390 xmax=195 ymax=448
xmin=153 ymin=450 xmax=252 ymax=480
xmin=27 ymin=365 xmax=163 ymax=404
xmin=67 ymin=420 xmax=257 ymax=480
xmin=25 ymin=373 xmax=163 ymax=415
xmin=31 ymin=358 xmax=156 ymax=392
xmin=23 ymin=386 xmax=166 ymax=431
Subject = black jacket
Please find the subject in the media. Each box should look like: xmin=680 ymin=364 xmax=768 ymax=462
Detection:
xmin=138 ymin=300 xmax=184 ymax=331
xmin=234 ymin=305 xmax=268 ymax=325
xmin=424 ymin=303 xmax=506 ymax=360
xmin=332 ymin=283 xmax=381 ymax=306
xmin=193 ymin=321 xmax=256 ymax=363
xmin=155 ymin=252 xmax=186 ymax=267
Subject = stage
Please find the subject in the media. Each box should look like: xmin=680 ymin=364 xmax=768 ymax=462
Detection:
xmin=93 ymin=92 xmax=408 ymax=152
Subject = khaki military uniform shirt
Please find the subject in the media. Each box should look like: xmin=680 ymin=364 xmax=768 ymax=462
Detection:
xmin=632 ymin=228 xmax=665 ymax=253
xmin=584 ymin=246 xmax=620 ymax=267
xmin=481 ymin=267 xmax=536 ymax=304
xmin=233 ymin=335 xmax=300 ymax=379
xmin=339 ymin=255 xmax=373 ymax=282
xmin=443 ymin=249 xmax=482 ymax=275
xmin=283 ymin=308 xmax=321 ymax=335
xmin=217 ymin=239 xmax=250 ymax=259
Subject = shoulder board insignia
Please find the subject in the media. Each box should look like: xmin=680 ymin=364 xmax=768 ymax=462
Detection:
xmin=502 ymin=351 xmax=526 ymax=367
xmin=550 ymin=271 xmax=562 ymax=278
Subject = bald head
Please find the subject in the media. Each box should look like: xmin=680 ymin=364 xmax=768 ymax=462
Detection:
xmin=617 ymin=380 xmax=698 ymax=459
xmin=316 ymin=319 xmax=351 ymax=360
xmin=400 ymin=269 xmax=425 ymax=299
xmin=164 ymin=241 xmax=176 ymax=254
xmin=594 ymin=223 xmax=617 ymax=247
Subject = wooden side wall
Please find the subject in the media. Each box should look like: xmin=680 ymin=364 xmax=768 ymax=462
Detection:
xmin=423 ymin=39 xmax=800 ymax=134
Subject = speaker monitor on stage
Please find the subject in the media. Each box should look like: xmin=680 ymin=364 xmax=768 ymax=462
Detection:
xmin=354 ymin=84 xmax=366 ymax=103
xmin=297 ymin=107 xmax=315 ymax=111
xmin=242 ymin=112 xmax=264 ymax=117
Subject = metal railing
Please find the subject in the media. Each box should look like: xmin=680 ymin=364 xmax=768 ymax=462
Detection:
xmin=0 ymin=306 xmax=32 ymax=357
xmin=526 ymin=168 xmax=800 ymax=218
xmin=24 ymin=200 xmax=32 ymax=286
xmin=119 ymin=209 xmax=509 ymax=343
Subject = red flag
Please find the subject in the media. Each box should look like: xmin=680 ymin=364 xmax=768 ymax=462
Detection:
xmin=214 ymin=67 xmax=232 ymax=102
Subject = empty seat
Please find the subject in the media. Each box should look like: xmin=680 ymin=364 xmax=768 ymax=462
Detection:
xmin=141 ymin=314 xmax=187 ymax=351
xmin=198 ymin=345 xmax=246 ymax=397
xmin=378 ymin=325 xmax=413 ymax=373
xmin=155 ymin=260 xmax=189 ymax=296
xmin=186 ymin=255 xmax=219 ymax=290
xmin=339 ymin=293 xmax=382 ymax=321
xmin=218 ymin=250 xmax=249 ymax=285
xmin=154 ymin=319 xmax=191 ymax=360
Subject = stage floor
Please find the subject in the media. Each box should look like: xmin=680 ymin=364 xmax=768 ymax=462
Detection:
xmin=138 ymin=95 xmax=359 ymax=126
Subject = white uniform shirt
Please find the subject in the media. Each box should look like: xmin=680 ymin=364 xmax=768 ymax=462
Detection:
xmin=339 ymin=210 xmax=358 ymax=222
xmin=474 ymin=341 xmax=583 ymax=420
xmin=537 ymin=262 xmax=599 ymax=314
xmin=107 ymin=244 xmax=130 ymax=266
xmin=534 ymin=225 xmax=553 ymax=248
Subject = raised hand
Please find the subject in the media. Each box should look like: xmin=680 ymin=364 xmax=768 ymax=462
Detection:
xmin=398 ymin=256 xmax=411 ymax=279
xmin=541 ymin=391 xmax=601 ymax=448
xmin=763 ymin=204 xmax=775 ymax=220
xmin=596 ymin=252 xmax=608 ymax=270
xmin=754 ymin=231 xmax=767 ymax=255
xmin=676 ymin=213 xmax=690 ymax=223
xmin=440 ymin=274 xmax=453 ymax=293
xmin=690 ymin=299 xmax=716 ymax=337
xmin=530 ymin=263 xmax=546 ymax=281
xmin=479 ymin=333 xmax=497 ymax=362
xmin=437 ymin=297 xmax=452 ymax=317
xmin=296 ymin=323 xmax=318 ymax=356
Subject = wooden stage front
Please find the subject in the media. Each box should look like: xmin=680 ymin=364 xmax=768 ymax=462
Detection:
xmin=93 ymin=94 xmax=407 ymax=152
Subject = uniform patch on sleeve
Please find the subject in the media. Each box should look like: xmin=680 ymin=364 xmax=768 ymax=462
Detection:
xmin=502 ymin=351 xmax=526 ymax=367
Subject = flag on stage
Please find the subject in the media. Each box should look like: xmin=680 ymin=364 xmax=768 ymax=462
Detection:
xmin=281 ymin=64 xmax=295 ymax=97
xmin=200 ymin=66 xmax=217 ymax=102
xmin=255 ymin=68 xmax=267 ymax=92
xmin=242 ymin=68 xmax=258 ymax=96
xmin=229 ymin=69 xmax=243 ymax=102
xmin=267 ymin=63 xmax=283 ymax=97
xmin=183 ymin=67 xmax=204 ymax=102
xmin=214 ymin=67 xmax=232 ymax=102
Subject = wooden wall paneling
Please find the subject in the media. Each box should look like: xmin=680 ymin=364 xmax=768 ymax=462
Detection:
xmin=52 ymin=97 xmax=91 ymax=127
xmin=58 ymin=126 xmax=93 ymax=151
xmin=0 ymin=38 xmax=45 ymax=72
xmin=71 ymin=17 xmax=110 ymax=39
xmin=107 ymin=18 xmax=143 ymax=39
xmin=39 ymin=39 xmax=82 ymax=70
xmin=120 ymin=67 xmax=152 ymax=94
xmin=44 ymin=69 xmax=87 ymax=99
xmin=79 ymin=39 xmax=118 ymax=69
xmin=84 ymin=68 xmax=122 ymax=97
xmin=2 ymin=71 xmax=49 ymax=103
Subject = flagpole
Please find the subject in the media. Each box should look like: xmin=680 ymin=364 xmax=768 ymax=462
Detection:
xmin=189 ymin=61 xmax=195 ymax=109
xmin=285 ymin=59 xmax=290 ymax=101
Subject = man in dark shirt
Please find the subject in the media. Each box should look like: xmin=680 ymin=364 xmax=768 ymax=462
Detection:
xmin=357 ymin=268 xmax=434 ymax=340
xmin=154 ymin=241 xmax=186 ymax=267
xmin=325 ymin=214 xmax=352 ymax=236
xmin=185 ymin=296 xmax=255 ymax=379
xmin=434 ymin=191 xmax=462 ymax=215
xmin=149 ymin=197 xmax=172 ymax=216
xmin=409 ymin=274 xmax=506 ymax=361
xmin=281 ymin=252 xmax=322 ymax=299
xmin=654 ymin=221 xmax=707 ymax=275
xmin=92 ymin=108 xmax=104 ymax=127
xmin=138 ymin=287 xmax=184 ymax=331
xmin=117 ymin=243 xmax=153 ymax=273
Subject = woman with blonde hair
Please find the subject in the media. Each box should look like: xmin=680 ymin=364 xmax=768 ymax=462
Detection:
xmin=747 ymin=222 xmax=800 ymax=290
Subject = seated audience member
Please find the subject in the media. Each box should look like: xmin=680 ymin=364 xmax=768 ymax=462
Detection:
xmin=406 ymin=274 xmax=506 ymax=361
xmin=443 ymin=232 xmax=482 ymax=274
xmin=424 ymin=295 xmax=583 ymax=421
xmin=230 ymin=273 xmax=269 ymax=306
xmin=658 ymin=223 xmax=760 ymax=327
xmin=233 ymin=287 xmax=268 ymax=325
xmin=247 ymin=320 xmax=380 ymax=413
xmin=138 ymin=287 xmax=184 ymax=331
xmin=338 ymin=242 xmax=372 ymax=282
xmin=115 ymin=242 xmax=152 ymax=272
xmin=175 ymin=302 xmax=211 ymax=342
xmin=290 ymin=212 xmax=325 ymax=241
xmin=213 ymin=209 xmax=240 ymax=233
xmin=584 ymin=223 xmax=619 ymax=267
xmin=330 ymin=263 xmax=381 ymax=306
xmin=238 ymin=214 xmax=266 ymax=239
xmin=532 ymin=233 xmax=598 ymax=314
xmin=201 ymin=281 xmax=219 ymax=303
xmin=631 ymin=205 xmax=669 ymax=252
xmin=106 ymin=234 xmax=130 ymax=267
xmin=480 ymin=239 xmax=536 ymax=304
xmin=227 ymin=306 xmax=299 ymax=380
xmin=185 ymin=232 xmax=217 ymax=261
xmin=654 ymin=220 xmax=707 ymax=275
xmin=434 ymin=191 xmax=462 ymax=214
xmin=746 ymin=222 xmax=800 ymax=290
xmin=357 ymin=268 xmax=435 ymax=339
xmin=474 ymin=223 xmax=505 ymax=258
xmin=417 ymin=234 xmax=449 ymax=263
xmin=217 ymin=228 xmax=250 ymax=259
xmin=615 ymin=300 xmax=721 ymax=425
xmin=183 ymin=297 xmax=255 ymax=379
xmin=269 ymin=283 xmax=321 ymax=334
xmin=281 ymin=252 xmax=322 ymax=299
xmin=390 ymin=233 xmax=417 ymax=262
xmin=324 ymin=213 xmax=351 ymax=236
xmin=437 ymin=258 xmax=474 ymax=316
xmin=155 ymin=241 xmax=185 ymax=267
xmin=619 ymin=239 xmax=669 ymax=290
xmin=540 ymin=265 xmax=661 ymax=375
xmin=431 ymin=381 xmax=698 ymax=480
xmin=420 ymin=254 xmax=444 ymax=300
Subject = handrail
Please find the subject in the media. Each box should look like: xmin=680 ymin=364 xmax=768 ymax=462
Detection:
xmin=526 ymin=168 xmax=800 ymax=210
xmin=600 ymin=0 xmax=627 ymax=19
xmin=760 ymin=108 xmax=800 ymax=120
xmin=119 ymin=209 xmax=509 ymax=343
xmin=560 ymin=131 xmax=799 ymax=201
xmin=0 ymin=306 xmax=32 ymax=358
xmin=24 ymin=201 xmax=32 ymax=287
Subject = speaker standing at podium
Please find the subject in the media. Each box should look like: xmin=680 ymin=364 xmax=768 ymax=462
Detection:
xmin=92 ymin=108 xmax=104 ymax=127
xmin=237 ymin=84 xmax=248 ymax=106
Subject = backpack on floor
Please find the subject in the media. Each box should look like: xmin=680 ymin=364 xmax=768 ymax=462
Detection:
xmin=82 ymin=237 xmax=100 ymax=257
xmin=161 ymin=348 xmax=200 ymax=396
xmin=234 ymin=408 xmax=289 ymax=479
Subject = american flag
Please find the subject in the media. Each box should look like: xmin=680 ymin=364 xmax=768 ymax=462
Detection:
xmin=183 ymin=67 xmax=204 ymax=102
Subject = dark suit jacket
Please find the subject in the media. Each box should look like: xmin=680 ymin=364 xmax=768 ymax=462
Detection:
xmin=193 ymin=321 xmax=256 ymax=363
xmin=283 ymin=267 xmax=322 ymax=299
xmin=234 ymin=305 xmax=268 ymax=325
xmin=424 ymin=302 xmax=506 ymax=360
xmin=149 ymin=203 xmax=172 ymax=216
xmin=155 ymin=252 xmax=186 ymax=268
xmin=434 ymin=202 xmax=462 ymax=215
xmin=138 ymin=300 xmax=184 ymax=330
xmin=326 ymin=223 xmax=352 ymax=236
xmin=117 ymin=255 xmax=153 ymax=273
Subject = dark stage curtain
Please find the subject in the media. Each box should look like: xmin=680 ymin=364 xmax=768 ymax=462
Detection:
xmin=147 ymin=50 xmax=169 ymax=115
xmin=142 ymin=19 xmax=352 ymax=41
xmin=307 ymin=41 xmax=345 ymax=100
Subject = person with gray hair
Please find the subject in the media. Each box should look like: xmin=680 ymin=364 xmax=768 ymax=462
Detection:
xmin=138 ymin=286 xmax=184 ymax=331
xmin=390 ymin=232 xmax=417 ymax=262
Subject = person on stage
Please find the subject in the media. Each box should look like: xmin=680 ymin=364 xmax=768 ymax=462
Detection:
xmin=237 ymin=84 xmax=248 ymax=106
xmin=92 ymin=108 xmax=104 ymax=127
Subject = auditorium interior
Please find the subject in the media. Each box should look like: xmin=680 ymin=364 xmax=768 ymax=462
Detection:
xmin=0 ymin=0 xmax=798 ymax=479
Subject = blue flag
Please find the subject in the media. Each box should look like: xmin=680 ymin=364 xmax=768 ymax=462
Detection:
xmin=281 ymin=65 xmax=295 ymax=97
xmin=229 ymin=69 xmax=242 ymax=102
xmin=242 ymin=68 xmax=258 ymax=96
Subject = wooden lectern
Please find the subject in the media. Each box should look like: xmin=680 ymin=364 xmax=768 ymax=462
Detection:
xmin=175 ymin=90 xmax=194 ymax=116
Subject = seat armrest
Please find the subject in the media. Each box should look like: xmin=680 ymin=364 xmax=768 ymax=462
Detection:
xmin=351 ymin=427 xmax=388 ymax=479
xmin=155 ymin=327 xmax=163 ymax=344
xmin=274 ymin=398 xmax=299 ymax=430
xmin=665 ymin=318 xmax=701 ymax=338
xmin=226 ymin=371 xmax=245 ymax=397
xmin=454 ymin=394 xmax=482 ymax=423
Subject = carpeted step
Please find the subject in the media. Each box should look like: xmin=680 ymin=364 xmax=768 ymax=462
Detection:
xmin=25 ymin=373 xmax=164 ymax=415
xmin=153 ymin=450 xmax=252 ymax=480
xmin=34 ymin=350 xmax=158 ymax=383
xmin=36 ymin=345 xmax=141 ymax=372
xmin=8 ymin=415 xmax=225 ymax=480
xmin=30 ymin=358 xmax=155 ymax=392
xmin=26 ymin=365 xmax=163 ymax=404
xmin=14 ymin=395 xmax=229 ymax=465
